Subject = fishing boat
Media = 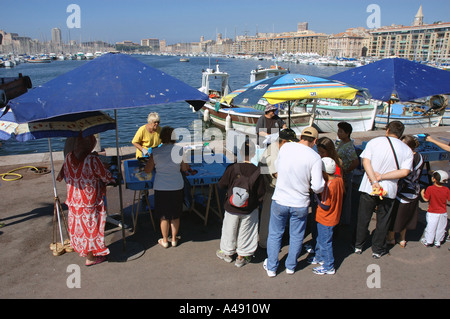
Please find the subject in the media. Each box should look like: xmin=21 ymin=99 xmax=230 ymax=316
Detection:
xmin=198 ymin=64 xmax=310 ymax=135
xmin=373 ymin=100 xmax=445 ymax=129
xmin=294 ymin=98 xmax=379 ymax=133
xmin=250 ymin=64 xmax=288 ymax=82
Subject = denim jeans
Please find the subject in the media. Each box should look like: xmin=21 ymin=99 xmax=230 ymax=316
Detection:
xmin=266 ymin=200 xmax=308 ymax=272
xmin=315 ymin=223 xmax=335 ymax=271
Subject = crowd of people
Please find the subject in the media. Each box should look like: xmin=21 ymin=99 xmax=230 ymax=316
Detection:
xmin=57 ymin=109 xmax=449 ymax=276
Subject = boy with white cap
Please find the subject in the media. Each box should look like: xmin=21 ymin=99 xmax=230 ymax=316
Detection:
xmin=311 ymin=157 xmax=344 ymax=275
xmin=420 ymin=170 xmax=450 ymax=248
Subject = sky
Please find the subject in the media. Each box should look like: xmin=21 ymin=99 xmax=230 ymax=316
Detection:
xmin=1 ymin=0 xmax=449 ymax=45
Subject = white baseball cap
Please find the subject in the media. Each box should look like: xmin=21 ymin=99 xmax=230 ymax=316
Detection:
xmin=434 ymin=170 xmax=449 ymax=183
xmin=322 ymin=157 xmax=336 ymax=174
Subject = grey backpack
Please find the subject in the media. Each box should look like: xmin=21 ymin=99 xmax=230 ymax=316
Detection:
xmin=229 ymin=164 xmax=261 ymax=208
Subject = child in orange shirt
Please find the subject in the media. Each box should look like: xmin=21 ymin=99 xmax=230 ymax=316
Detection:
xmin=311 ymin=157 xmax=344 ymax=275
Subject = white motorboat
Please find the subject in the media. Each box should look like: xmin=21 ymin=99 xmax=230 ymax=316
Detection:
xmin=250 ymin=64 xmax=288 ymax=83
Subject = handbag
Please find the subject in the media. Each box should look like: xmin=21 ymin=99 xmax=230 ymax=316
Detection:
xmin=386 ymin=137 xmax=419 ymax=202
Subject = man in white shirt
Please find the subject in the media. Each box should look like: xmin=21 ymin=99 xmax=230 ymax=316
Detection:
xmin=264 ymin=127 xmax=325 ymax=277
xmin=354 ymin=121 xmax=413 ymax=259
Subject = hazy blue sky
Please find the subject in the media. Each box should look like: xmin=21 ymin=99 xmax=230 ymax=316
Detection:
xmin=1 ymin=0 xmax=449 ymax=44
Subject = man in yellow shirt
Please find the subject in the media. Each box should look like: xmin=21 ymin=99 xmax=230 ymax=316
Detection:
xmin=132 ymin=112 xmax=162 ymax=158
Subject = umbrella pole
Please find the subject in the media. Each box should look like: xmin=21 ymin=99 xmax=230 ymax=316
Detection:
xmin=288 ymin=101 xmax=291 ymax=129
xmin=387 ymin=100 xmax=391 ymax=127
xmin=309 ymin=99 xmax=318 ymax=127
xmin=114 ymin=110 xmax=127 ymax=251
xmin=48 ymin=138 xmax=65 ymax=246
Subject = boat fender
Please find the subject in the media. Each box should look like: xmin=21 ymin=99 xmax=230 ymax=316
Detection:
xmin=0 ymin=90 xmax=7 ymax=108
xmin=225 ymin=114 xmax=232 ymax=131
xmin=203 ymin=109 xmax=210 ymax=122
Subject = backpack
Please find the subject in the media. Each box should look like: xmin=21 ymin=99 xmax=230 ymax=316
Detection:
xmin=228 ymin=164 xmax=261 ymax=208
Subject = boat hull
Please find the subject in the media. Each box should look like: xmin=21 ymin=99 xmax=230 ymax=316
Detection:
xmin=441 ymin=107 xmax=450 ymax=126
xmin=374 ymin=113 xmax=443 ymax=129
xmin=201 ymin=102 xmax=311 ymax=135
xmin=304 ymin=102 xmax=377 ymax=133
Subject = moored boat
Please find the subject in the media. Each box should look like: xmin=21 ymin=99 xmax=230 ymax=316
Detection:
xmin=374 ymin=101 xmax=445 ymax=129
xmin=26 ymin=57 xmax=51 ymax=63
xmin=295 ymin=98 xmax=379 ymax=133
xmin=250 ymin=64 xmax=288 ymax=83
xmin=198 ymin=64 xmax=311 ymax=135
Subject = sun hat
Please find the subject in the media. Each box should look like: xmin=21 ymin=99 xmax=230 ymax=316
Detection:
xmin=264 ymin=104 xmax=277 ymax=113
xmin=322 ymin=157 xmax=336 ymax=174
xmin=279 ymin=128 xmax=299 ymax=142
xmin=301 ymin=126 xmax=319 ymax=139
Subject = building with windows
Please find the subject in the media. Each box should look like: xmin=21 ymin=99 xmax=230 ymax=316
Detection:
xmin=51 ymin=28 xmax=62 ymax=44
xmin=141 ymin=38 xmax=160 ymax=50
xmin=368 ymin=6 xmax=450 ymax=62
xmin=328 ymin=28 xmax=370 ymax=58
xmin=234 ymin=28 xmax=329 ymax=55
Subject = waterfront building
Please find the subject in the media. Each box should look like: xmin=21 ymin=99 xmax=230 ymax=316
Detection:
xmin=141 ymin=38 xmax=160 ymax=51
xmin=327 ymin=27 xmax=370 ymax=58
xmin=368 ymin=6 xmax=450 ymax=62
xmin=233 ymin=27 xmax=329 ymax=56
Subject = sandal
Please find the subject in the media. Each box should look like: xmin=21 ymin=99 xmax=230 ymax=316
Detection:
xmin=85 ymin=256 xmax=107 ymax=267
xmin=399 ymin=240 xmax=406 ymax=248
xmin=169 ymin=235 xmax=181 ymax=247
xmin=158 ymin=238 xmax=169 ymax=248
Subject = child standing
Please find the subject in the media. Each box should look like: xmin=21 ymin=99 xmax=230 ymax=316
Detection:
xmin=420 ymin=170 xmax=450 ymax=248
xmin=311 ymin=157 xmax=344 ymax=275
xmin=216 ymin=140 xmax=266 ymax=267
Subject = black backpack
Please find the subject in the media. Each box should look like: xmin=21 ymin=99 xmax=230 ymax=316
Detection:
xmin=228 ymin=164 xmax=261 ymax=208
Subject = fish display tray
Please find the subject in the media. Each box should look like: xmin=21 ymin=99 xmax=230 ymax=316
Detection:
xmin=123 ymin=159 xmax=155 ymax=190
xmin=123 ymin=154 xmax=231 ymax=190
xmin=185 ymin=154 xmax=231 ymax=186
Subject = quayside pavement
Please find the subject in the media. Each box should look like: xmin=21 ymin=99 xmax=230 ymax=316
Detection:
xmin=0 ymin=126 xmax=448 ymax=301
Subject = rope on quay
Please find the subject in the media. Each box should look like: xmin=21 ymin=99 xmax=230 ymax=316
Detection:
xmin=0 ymin=166 xmax=50 ymax=181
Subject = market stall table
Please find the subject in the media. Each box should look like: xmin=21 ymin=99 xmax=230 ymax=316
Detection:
xmin=123 ymin=153 xmax=231 ymax=230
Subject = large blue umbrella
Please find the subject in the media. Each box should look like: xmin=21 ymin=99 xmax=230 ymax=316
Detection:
xmin=329 ymin=58 xmax=450 ymax=102
xmin=8 ymin=53 xmax=208 ymax=123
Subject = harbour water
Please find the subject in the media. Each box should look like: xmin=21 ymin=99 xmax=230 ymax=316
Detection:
xmin=0 ymin=55 xmax=348 ymax=157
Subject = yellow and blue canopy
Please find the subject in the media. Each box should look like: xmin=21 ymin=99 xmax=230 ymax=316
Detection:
xmin=222 ymin=73 xmax=367 ymax=106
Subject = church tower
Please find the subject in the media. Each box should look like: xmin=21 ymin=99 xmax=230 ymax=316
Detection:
xmin=413 ymin=5 xmax=424 ymax=26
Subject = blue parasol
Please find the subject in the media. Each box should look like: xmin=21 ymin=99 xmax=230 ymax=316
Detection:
xmin=329 ymin=58 xmax=450 ymax=102
xmin=8 ymin=53 xmax=208 ymax=123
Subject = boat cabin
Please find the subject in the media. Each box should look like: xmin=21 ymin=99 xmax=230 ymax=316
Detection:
xmin=199 ymin=64 xmax=230 ymax=100
xmin=250 ymin=64 xmax=288 ymax=83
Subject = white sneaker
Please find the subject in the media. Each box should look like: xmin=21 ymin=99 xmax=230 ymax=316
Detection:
xmin=285 ymin=268 xmax=295 ymax=275
xmin=263 ymin=258 xmax=276 ymax=277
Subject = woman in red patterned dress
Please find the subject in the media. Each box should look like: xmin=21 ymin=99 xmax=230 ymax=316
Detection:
xmin=57 ymin=135 xmax=115 ymax=266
